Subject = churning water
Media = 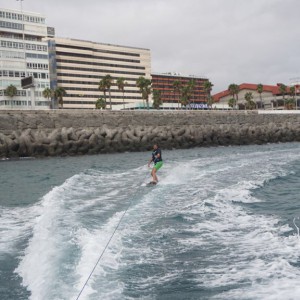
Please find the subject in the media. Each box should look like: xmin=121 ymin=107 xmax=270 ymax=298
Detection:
xmin=1 ymin=143 xmax=300 ymax=300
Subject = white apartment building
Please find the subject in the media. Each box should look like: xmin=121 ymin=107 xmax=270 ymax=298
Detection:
xmin=0 ymin=8 xmax=54 ymax=109
xmin=48 ymin=37 xmax=151 ymax=109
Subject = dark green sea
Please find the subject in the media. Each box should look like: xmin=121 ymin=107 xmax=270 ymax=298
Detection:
xmin=1 ymin=143 xmax=300 ymax=300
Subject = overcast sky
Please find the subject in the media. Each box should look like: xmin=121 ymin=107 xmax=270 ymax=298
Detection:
xmin=2 ymin=0 xmax=300 ymax=93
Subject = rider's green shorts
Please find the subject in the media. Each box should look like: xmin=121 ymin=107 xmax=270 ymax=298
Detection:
xmin=154 ymin=161 xmax=163 ymax=171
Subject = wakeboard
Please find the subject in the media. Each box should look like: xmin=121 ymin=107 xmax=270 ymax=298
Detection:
xmin=147 ymin=181 xmax=157 ymax=186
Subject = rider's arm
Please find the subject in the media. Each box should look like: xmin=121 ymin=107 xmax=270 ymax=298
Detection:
xmin=155 ymin=149 xmax=161 ymax=159
xmin=148 ymin=157 xmax=153 ymax=167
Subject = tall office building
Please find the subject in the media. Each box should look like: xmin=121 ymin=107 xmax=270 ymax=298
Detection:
xmin=0 ymin=8 xmax=54 ymax=109
xmin=48 ymin=37 xmax=151 ymax=109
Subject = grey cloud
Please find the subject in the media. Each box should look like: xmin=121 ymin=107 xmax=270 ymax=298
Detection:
xmin=2 ymin=0 xmax=300 ymax=92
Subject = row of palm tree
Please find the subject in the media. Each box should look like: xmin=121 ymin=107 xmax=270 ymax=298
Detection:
xmin=228 ymin=83 xmax=298 ymax=109
xmin=98 ymin=75 xmax=128 ymax=110
xmin=228 ymin=83 xmax=263 ymax=109
xmin=242 ymin=89 xmax=298 ymax=110
xmin=5 ymin=77 xmax=213 ymax=110
xmin=4 ymin=84 xmax=66 ymax=108
xmin=171 ymin=79 xmax=214 ymax=109
xmin=278 ymin=83 xmax=298 ymax=109
xmin=101 ymin=77 xmax=213 ymax=110
xmin=42 ymin=87 xmax=67 ymax=108
xmin=98 ymin=75 xmax=152 ymax=110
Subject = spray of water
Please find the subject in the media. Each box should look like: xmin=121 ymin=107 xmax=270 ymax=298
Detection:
xmin=293 ymin=217 xmax=300 ymax=238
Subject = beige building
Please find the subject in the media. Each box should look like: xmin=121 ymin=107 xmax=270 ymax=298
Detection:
xmin=48 ymin=37 xmax=151 ymax=109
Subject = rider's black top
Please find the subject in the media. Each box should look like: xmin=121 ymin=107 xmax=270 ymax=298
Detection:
xmin=152 ymin=148 xmax=162 ymax=164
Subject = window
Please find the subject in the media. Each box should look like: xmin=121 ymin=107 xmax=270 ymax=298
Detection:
xmin=0 ymin=21 xmax=23 ymax=30
xmin=26 ymin=53 xmax=48 ymax=60
xmin=56 ymin=51 xmax=140 ymax=63
xmin=55 ymin=58 xmax=145 ymax=70
xmin=55 ymin=43 xmax=141 ymax=57
xmin=57 ymin=65 xmax=146 ymax=76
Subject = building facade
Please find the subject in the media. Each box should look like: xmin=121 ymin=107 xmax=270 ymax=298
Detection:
xmin=213 ymin=83 xmax=299 ymax=109
xmin=0 ymin=8 xmax=54 ymax=109
xmin=48 ymin=37 xmax=151 ymax=109
xmin=151 ymin=73 xmax=209 ymax=109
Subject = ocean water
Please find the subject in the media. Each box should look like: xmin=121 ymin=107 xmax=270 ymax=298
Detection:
xmin=1 ymin=143 xmax=300 ymax=300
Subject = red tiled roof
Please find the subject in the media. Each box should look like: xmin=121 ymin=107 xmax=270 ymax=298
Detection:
xmin=212 ymin=83 xmax=291 ymax=102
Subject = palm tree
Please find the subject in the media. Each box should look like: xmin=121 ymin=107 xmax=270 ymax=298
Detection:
xmin=136 ymin=76 xmax=152 ymax=109
xmin=228 ymin=98 xmax=235 ymax=108
xmin=5 ymin=84 xmax=17 ymax=108
xmin=152 ymin=90 xmax=162 ymax=109
xmin=279 ymin=83 xmax=287 ymax=108
xmin=180 ymin=84 xmax=192 ymax=109
xmin=256 ymin=83 xmax=263 ymax=109
xmin=54 ymin=87 xmax=67 ymax=109
xmin=207 ymin=96 xmax=214 ymax=109
xmin=42 ymin=87 xmax=53 ymax=108
xmin=102 ymin=75 xmax=114 ymax=110
xmin=99 ymin=79 xmax=107 ymax=107
xmin=295 ymin=85 xmax=299 ymax=110
xmin=289 ymin=85 xmax=296 ymax=109
xmin=172 ymin=80 xmax=181 ymax=109
xmin=244 ymin=92 xmax=255 ymax=110
xmin=188 ymin=79 xmax=196 ymax=109
xmin=228 ymin=83 xmax=239 ymax=108
xmin=204 ymin=80 xmax=214 ymax=109
xmin=116 ymin=77 xmax=127 ymax=110
xmin=290 ymin=85 xmax=296 ymax=100
xmin=95 ymin=97 xmax=106 ymax=109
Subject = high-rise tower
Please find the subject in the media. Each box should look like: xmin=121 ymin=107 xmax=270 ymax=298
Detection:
xmin=0 ymin=8 xmax=54 ymax=109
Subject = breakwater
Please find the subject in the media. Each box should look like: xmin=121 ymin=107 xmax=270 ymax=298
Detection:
xmin=0 ymin=110 xmax=300 ymax=158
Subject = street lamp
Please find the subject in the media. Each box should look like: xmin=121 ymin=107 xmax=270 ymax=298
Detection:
xmin=296 ymin=85 xmax=299 ymax=110
xmin=16 ymin=0 xmax=25 ymax=57
xmin=16 ymin=0 xmax=29 ymax=108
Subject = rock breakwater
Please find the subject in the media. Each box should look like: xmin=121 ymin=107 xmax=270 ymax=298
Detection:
xmin=0 ymin=110 xmax=299 ymax=158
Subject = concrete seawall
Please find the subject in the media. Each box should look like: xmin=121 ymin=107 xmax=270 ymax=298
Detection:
xmin=0 ymin=110 xmax=300 ymax=158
